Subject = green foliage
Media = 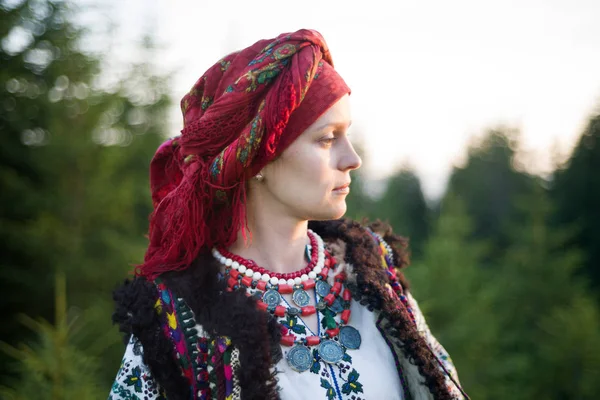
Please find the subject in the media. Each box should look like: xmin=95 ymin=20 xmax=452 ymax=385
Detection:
xmin=536 ymin=295 xmax=600 ymax=399
xmin=0 ymin=0 xmax=170 ymax=388
xmin=0 ymin=0 xmax=99 ymax=375
xmin=551 ymin=113 xmax=600 ymax=290
xmin=345 ymin=140 xmax=374 ymax=221
xmin=446 ymin=128 xmax=538 ymax=260
xmin=406 ymin=193 xmax=499 ymax=399
xmin=0 ymin=273 xmax=104 ymax=400
xmin=484 ymin=185 xmax=600 ymax=399
xmin=408 ymin=185 xmax=600 ymax=399
xmin=375 ymin=168 xmax=430 ymax=257
xmin=346 ymin=165 xmax=430 ymax=257
xmin=344 ymin=169 xmax=374 ymax=222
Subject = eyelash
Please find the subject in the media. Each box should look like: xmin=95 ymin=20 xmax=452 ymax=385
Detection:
xmin=320 ymin=133 xmax=339 ymax=144
xmin=320 ymin=137 xmax=336 ymax=147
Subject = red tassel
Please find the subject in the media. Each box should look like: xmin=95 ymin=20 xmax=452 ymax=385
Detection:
xmin=137 ymin=159 xmax=249 ymax=280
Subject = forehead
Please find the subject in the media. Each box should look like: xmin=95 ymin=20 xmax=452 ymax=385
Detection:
xmin=306 ymin=94 xmax=351 ymax=132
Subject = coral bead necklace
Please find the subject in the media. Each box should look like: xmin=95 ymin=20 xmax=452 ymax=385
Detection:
xmin=212 ymin=230 xmax=362 ymax=372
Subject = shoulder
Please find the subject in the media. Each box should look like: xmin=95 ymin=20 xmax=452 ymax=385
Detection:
xmin=310 ymin=218 xmax=409 ymax=266
xmin=310 ymin=218 xmax=411 ymax=268
xmin=310 ymin=218 xmax=411 ymax=290
xmin=112 ymin=276 xmax=193 ymax=400
xmin=112 ymin=276 xmax=161 ymax=341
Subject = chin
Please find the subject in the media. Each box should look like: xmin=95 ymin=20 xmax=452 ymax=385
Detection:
xmin=331 ymin=205 xmax=347 ymax=220
xmin=309 ymin=204 xmax=347 ymax=221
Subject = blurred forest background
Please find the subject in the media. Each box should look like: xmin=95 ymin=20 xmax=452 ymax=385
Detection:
xmin=1 ymin=0 xmax=599 ymax=399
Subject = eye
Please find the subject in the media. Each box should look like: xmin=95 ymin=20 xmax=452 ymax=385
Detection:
xmin=319 ymin=135 xmax=337 ymax=147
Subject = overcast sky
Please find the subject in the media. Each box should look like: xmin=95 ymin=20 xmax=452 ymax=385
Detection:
xmin=102 ymin=0 xmax=600 ymax=199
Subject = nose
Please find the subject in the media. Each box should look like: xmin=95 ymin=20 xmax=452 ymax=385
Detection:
xmin=339 ymin=137 xmax=362 ymax=171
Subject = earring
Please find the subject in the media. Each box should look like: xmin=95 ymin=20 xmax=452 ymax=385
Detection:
xmin=255 ymin=172 xmax=264 ymax=182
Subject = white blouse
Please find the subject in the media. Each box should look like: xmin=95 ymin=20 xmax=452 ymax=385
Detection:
xmin=273 ymin=288 xmax=404 ymax=400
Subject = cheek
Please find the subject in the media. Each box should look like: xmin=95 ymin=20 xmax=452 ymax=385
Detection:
xmin=264 ymin=147 xmax=347 ymax=219
xmin=265 ymin=149 xmax=331 ymax=209
xmin=283 ymin=148 xmax=331 ymax=188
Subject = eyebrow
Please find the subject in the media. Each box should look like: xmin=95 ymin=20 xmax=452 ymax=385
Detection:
xmin=312 ymin=120 xmax=352 ymax=132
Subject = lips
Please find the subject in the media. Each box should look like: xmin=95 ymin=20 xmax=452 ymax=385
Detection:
xmin=333 ymin=182 xmax=351 ymax=191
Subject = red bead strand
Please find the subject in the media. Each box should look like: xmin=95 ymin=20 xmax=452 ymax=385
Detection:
xmin=217 ymin=231 xmax=320 ymax=280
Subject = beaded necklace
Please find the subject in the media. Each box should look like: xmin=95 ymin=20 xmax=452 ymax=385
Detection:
xmin=212 ymin=230 xmax=362 ymax=372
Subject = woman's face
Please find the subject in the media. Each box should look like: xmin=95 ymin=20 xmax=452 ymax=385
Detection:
xmin=255 ymin=94 xmax=362 ymax=221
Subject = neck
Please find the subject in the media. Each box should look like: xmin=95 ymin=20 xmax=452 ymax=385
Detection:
xmin=228 ymin=206 xmax=310 ymax=275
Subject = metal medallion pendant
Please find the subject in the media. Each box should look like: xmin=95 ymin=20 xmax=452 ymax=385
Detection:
xmin=316 ymin=300 xmax=327 ymax=311
xmin=286 ymin=345 xmax=312 ymax=372
xmin=315 ymin=280 xmax=331 ymax=297
xmin=329 ymin=297 xmax=344 ymax=313
xmin=292 ymin=289 xmax=310 ymax=307
xmin=263 ymin=289 xmax=282 ymax=309
xmin=339 ymin=325 xmax=361 ymax=350
xmin=318 ymin=339 xmax=344 ymax=364
xmin=287 ymin=307 xmax=300 ymax=316
xmin=305 ymin=244 xmax=312 ymax=261
xmin=251 ymin=291 xmax=263 ymax=301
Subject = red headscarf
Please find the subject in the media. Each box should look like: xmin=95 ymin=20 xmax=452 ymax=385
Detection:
xmin=138 ymin=29 xmax=350 ymax=279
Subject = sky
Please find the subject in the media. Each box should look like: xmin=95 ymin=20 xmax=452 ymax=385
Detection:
xmin=101 ymin=0 xmax=600 ymax=199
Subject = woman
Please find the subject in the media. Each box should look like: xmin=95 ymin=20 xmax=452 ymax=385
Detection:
xmin=109 ymin=29 xmax=468 ymax=400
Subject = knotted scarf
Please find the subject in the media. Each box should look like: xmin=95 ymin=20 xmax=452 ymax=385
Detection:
xmin=138 ymin=29 xmax=350 ymax=279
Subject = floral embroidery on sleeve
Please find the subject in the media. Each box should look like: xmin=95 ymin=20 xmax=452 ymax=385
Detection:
xmin=108 ymin=335 xmax=166 ymax=400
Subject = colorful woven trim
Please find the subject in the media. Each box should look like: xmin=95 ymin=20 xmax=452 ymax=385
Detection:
xmin=367 ymin=230 xmax=417 ymax=326
xmin=154 ymin=278 xmax=236 ymax=400
xmin=197 ymin=337 xmax=212 ymax=399
xmin=207 ymin=337 xmax=235 ymax=400
xmin=154 ymin=278 xmax=199 ymax=398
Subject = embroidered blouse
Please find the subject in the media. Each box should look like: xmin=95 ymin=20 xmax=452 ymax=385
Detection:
xmin=109 ymin=335 xmax=167 ymax=400
xmin=273 ymin=296 xmax=403 ymax=399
